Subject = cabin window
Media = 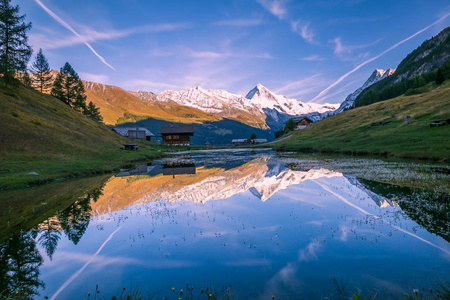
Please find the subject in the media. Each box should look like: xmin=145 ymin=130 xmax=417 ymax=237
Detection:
xmin=167 ymin=135 xmax=172 ymax=140
xmin=173 ymin=135 xmax=179 ymax=140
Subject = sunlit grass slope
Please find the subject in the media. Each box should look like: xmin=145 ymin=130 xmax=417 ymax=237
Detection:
xmin=0 ymin=84 xmax=162 ymax=189
xmin=84 ymin=81 xmax=223 ymax=125
xmin=273 ymin=81 xmax=450 ymax=162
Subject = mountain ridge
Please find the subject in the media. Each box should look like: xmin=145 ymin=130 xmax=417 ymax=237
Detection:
xmin=129 ymin=83 xmax=339 ymax=129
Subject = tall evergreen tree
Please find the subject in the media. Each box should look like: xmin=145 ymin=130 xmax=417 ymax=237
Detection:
xmin=51 ymin=62 xmax=86 ymax=110
xmin=85 ymin=101 xmax=103 ymax=122
xmin=31 ymin=48 xmax=52 ymax=93
xmin=72 ymin=81 xmax=87 ymax=113
xmin=0 ymin=0 xmax=32 ymax=87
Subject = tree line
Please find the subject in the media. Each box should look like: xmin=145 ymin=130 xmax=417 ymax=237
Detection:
xmin=0 ymin=0 xmax=102 ymax=122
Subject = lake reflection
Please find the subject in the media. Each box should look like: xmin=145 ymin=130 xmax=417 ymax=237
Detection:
xmin=1 ymin=149 xmax=449 ymax=299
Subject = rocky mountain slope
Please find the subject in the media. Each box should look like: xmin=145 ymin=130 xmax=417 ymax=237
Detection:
xmin=392 ymin=26 xmax=450 ymax=83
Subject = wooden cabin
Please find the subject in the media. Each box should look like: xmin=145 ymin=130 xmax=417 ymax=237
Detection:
xmin=160 ymin=124 xmax=195 ymax=145
xmin=294 ymin=117 xmax=313 ymax=129
xmin=112 ymin=127 xmax=155 ymax=141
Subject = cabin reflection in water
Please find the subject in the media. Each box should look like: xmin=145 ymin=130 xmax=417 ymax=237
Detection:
xmin=162 ymin=157 xmax=196 ymax=178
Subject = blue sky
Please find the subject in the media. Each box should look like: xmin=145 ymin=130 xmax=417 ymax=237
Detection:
xmin=16 ymin=0 xmax=450 ymax=104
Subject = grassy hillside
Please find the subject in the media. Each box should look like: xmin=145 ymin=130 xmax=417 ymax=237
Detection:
xmin=0 ymin=84 xmax=163 ymax=190
xmin=273 ymin=81 xmax=450 ymax=161
xmin=83 ymin=81 xmax=222 ymax=125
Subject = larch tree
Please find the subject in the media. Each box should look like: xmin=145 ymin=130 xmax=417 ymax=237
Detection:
xmin=0 ymin=0 xmax=32 ymax=87
xmin=31 ymin=48 xmax=52 ymax=93
xmin=85 ymin=101 xmax=103 ymax=122
xmin=51 ymin=62 xmax=86 ymax=112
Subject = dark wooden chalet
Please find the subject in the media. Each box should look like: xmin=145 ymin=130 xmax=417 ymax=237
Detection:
xmin=160 ymin=124 xmax=195 ymax=145
xmin=293 ymin=116 xmax=313 ymax=129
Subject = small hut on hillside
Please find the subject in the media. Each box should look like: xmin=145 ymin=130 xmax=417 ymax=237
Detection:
xmin=112 ymin=127 xmax=155 ymax=141
xmin=160 ymin=124 xmax=195 ymax=145
xmin=292 ymin=116 xmax=313 ymax=129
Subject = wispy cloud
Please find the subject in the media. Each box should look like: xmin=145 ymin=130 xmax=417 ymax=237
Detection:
xmin=150 ymin=46 xmax=273 ymax=60
xmin=31 ymin=23 xmax=190 ymax=50
xmin=123 ymin=49 xmax=256 ymax=93
xmin=310 ymin=12 xmax=450 ymax=103
xmin=78 ymin=72 xmax=109 ymax=83
xmin=186 ymin=49 xmax=273 ymax=59
xmin=123 ymin=79 xmax=180 ymax=92
xmin=298 ymin=54 xmax=325 ymax=62
xmin=275 ymin=74 xmax=324 ymax=96
xmin=331 ymin=37 xmax=381 ymax=61
xmin=309 ymin=79 xmax=358 ymax=103
xmin=257 ymin=0 xmax=317 ymax=44
xmin=213 ymin=19 xmax=264 ymax=27
xmin=256 ymin=0 xmax=288 ymax=20
xmin=33 ymin=0 xmax=115 ymax=70
xmin=290 ymin=20 xmax=316 ymax=44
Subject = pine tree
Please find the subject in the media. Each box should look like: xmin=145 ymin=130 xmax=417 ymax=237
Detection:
xmin=31 ymin=48 xmax=52 ymax=93
xmin=0 ymin=0 xmax=32 ymax=87
xmin=72 ymin=81 xmax=87 ymax=113
xmin=51 ymin=62 xmax=86 ymax=110
xmin=85 ymin=101 xmax=103 ymax=122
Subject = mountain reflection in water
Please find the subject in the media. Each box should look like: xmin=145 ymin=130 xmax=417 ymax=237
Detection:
xmin=0 ymin=149 xmax=448 ymax=300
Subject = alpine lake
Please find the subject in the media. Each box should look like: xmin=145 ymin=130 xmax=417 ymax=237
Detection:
xmin=1 ymin=149 xmax=449 ymax=300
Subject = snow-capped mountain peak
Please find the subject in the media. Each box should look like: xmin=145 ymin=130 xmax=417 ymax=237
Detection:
xmin=333 ymin=68 xmax=396 ymax=114
xmin=131 ymin=84 xmax=339 ymax=128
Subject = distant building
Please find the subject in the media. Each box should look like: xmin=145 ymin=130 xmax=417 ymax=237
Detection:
xmin=112 ymin=127 xmax=155 ymax=141
xmin=232 ymin=138 xmax=267 ymax=146
xmin=292 ymin=116 xmax=314 ymax=129
xmin=160 ymin=124 xmax=195 ymax=145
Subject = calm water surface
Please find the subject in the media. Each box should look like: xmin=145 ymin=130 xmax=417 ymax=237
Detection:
xmin=1 ymin=149 xmax=449 ymax=299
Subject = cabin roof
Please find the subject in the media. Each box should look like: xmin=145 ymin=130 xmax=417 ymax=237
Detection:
xmin=293 ymin=116 xmax=313 ymax=123
xmin=284 ymin=116 xmax=314 ymax=124
xmin=161 ymin=124 xmax=195 ymax=134
xmin=112 ymin=127 xmax=155 ymax=137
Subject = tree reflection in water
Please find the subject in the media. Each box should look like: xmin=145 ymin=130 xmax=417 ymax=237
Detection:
xmin=0 ymin=184 xmax=106 ymax=299
xmin=0 ymin=232 xmax=44 ymax=299
xmin=36 ymin=185 xmax=105 ymax=260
